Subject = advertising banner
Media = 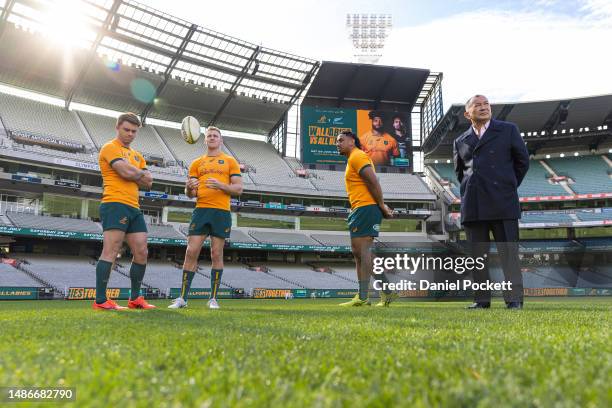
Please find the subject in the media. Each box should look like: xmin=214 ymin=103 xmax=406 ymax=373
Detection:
xmin=0 ymin=287 xmax=39 ymax=299
xmin=301 ymin=106 xmax=412 ymax=169
xmin=66 ymin=287 xmax=131 ymax=300
xmin=168 ymin=288 xmax=238 ymax=299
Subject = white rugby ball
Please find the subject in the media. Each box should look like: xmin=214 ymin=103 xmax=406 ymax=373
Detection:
xmin=181 ymin=116 xmax=201 ymax=144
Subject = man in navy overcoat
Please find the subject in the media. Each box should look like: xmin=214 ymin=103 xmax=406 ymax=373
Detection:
xmin=454 ymin=94 xmax=529 ymax=309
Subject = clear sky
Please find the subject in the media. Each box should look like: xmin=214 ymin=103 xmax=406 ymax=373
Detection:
xmin=145 ymin=0 xmax=612 ymax=109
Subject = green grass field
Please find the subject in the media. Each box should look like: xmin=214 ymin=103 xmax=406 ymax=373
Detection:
xmin=0 ymin=298 xmax=610 ymax=407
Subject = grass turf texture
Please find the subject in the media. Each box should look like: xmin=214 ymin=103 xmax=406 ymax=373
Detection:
xmin=0 ymin=298 xmax=610 ymax=407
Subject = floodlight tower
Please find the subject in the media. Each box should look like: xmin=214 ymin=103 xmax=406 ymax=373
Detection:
xmin=346 ymin=13 xmax=392 ymax=64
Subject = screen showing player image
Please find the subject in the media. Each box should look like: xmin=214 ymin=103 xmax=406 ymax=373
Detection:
xmin=301 ymin=106 xmax=413 ymax=169
xmin=356 ymin=110 xmax=412 ymax=167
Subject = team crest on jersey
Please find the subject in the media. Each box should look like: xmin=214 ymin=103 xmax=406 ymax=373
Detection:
xmin=352 ymin=227 xmax=358 ymax=233
xmin=189 ymin=223 xmax=196 ymax=230
xmin=119 ymin=217 xmax=128 ymax=225
xmin=225 ymin=228 xmax=230 ymax=233
xmin=218 ymin=160 xmax=224 ymax=164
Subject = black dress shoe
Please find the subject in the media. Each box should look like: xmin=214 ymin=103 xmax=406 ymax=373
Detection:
xmin=506 ymin=301 xmax=523 ymax=309
xmin=467 ymin=302 xmax=490 ymax=309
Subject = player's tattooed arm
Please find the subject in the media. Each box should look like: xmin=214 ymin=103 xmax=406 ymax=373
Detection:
xmin=360 ymin=166 xmax=393 ymax=219
xmin=136 ymin=170 xmax=153 ymax=190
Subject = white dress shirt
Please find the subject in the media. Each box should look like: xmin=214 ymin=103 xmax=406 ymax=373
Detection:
xmin=472 ymin=120 xmax=491 ymax=139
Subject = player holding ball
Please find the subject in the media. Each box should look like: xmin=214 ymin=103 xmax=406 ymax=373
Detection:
xmin=169 ymin=122 xmax=243 ymax=309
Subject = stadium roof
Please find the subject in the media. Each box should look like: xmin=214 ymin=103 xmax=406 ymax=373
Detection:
xmin=423 ymin=94 xmax=612 ymax=157
xmin=0 ymin=0 xmax=319 ymax=135
xmin=302 ymin=61 xmax=430 ymax=112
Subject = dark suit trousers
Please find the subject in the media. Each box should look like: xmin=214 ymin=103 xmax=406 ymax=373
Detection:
xmin=463 ymin=220 xmax=523 ymax=303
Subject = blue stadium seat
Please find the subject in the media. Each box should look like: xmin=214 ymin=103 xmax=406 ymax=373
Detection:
xmin=547 ymin=155 xmax=612 ymax=194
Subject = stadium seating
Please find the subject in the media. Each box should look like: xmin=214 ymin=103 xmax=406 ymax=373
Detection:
xmin=517 ymin=161 xmax=568 ymax=197
xmin=534 ymin=266 xmax=578 ymax=287
xmin=579 ymin=237 xmax=612 ymax=250
xmin=0 ymin=92 xmax=93 ymax=147
xmin=377 ymin=172 xmax=433 ymax=196
xmin=308 ymin=169 xmax=346 ymax=191
xmin=155 ymin=125 xmax=206 ymax=166
xmin=547 ymin=155 xmax=612 ymax=194
xmin=330 ymin=266 xmax=359 ymax=282
xmin=219 ymin=263 xmax=300 ymax=289
xmin=429 ymin=161 xmax=574 ymax=197
xmin=488 ymin=267 xmax=573 ymax=288
xmin=229 ymin=228 xmax=258 ymax=243
xmin=249 ymin=230 xmax=319 ymax=245
xmin=223 ymin=136 xmax=316 ymax=190
xmin=77 ymin=111 xmax=174 ymax=161
xmin=6 ymin=211 xmax=102 ymax=234
xmin=20 ymin=254 xmax=129 ymax=288
xmin=284 ymin=156 xmax=305 ymax=171
xmin=7 ymin=138 xmax=98 ymax=162
xmin=0 ymin=263 xmax=41 ymax=286
xmin=141 ymin=261 xmax=231 ymax=290
xmin=0 ymin=214 xmax=14 ymax=226
xmin=430 ymin=163 xmax=460 ymax=196
xmin=575 ymin=210 xmax=612 ymax=222
xmin=519 ymin=240 xmax=582 ymax=252
xmin=575 ymin=267 xmax=612 ymax=288
xmin=266 ymin=263 xmax=356 ymax=289
xmin=520 ymin=212 xmax=575 ymax=224
xmin=310 ymin=233 xmax=351 ymax=246
xmin=146 ymin=224 xmax=184 ymax=240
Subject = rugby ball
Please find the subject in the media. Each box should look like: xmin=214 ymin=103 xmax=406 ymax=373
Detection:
xmin=181 ymin=116 xmax=201 ymax=144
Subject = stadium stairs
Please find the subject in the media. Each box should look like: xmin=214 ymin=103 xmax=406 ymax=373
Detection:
xmin=530 ymin=268 xmax=573 ymax=287
xmin=330 ymin=272 xmax=358 ymax=284
xmin=242 ymin=261 xmax=306 ymax=289
xmin=305 ymin=262 xmax=358 ymax=284
xmin=13 ymin=261 xmax=64 ymax=297
xmin=264 ymin=269 xmax=307 ymax=289
xmin=110 ymin=260 xmax=153 ymax=289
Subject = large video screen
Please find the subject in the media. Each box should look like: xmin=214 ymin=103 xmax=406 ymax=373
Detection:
xmin=301 ymin=106 xmax=413 ymax=169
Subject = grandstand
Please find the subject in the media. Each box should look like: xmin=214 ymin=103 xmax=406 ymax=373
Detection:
xmin=0 ymin=263 xmax=41 ymax=286
xmin=6 ymin=211 xmax=102 ymax=234
xmin=517 ymin=160 xmax=569 ymax=197
xmin=249 ymin=230 xmax=320 ymax=246
xmin=224 ymin=137 xmax=316 ymax=190
xmin=18 ymin=254 xmax=129 ymax=290
xmin=0 ymin=0 xmax=609 ymax=298
xmin=0 ymin=92 xmax=93 ymax=148
xmin=78 ymin=111 xmax=175 ymax=162
xmin=547 ymin=155 xmax=611 ymax=194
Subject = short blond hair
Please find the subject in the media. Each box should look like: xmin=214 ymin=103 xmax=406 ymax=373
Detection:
xmin=206 ymin=126 xmax=222 ymax=137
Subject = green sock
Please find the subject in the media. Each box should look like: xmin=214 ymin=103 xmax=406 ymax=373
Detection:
xmin=358 ymin=280 xmax=369 ymax=301
xmin=181 ymin=270 xmax=195 ymax=300
xmin=95 ymin=260 xmax=113 ymax=304
xmin=129 ymin=262 xmax=146 ymax=300
xmin=210 ymin=269 xmax=223 ymax=299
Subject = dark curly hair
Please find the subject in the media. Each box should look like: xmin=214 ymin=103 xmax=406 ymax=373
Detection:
xmin=340 ymin=130 xmax=361 ymax=149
